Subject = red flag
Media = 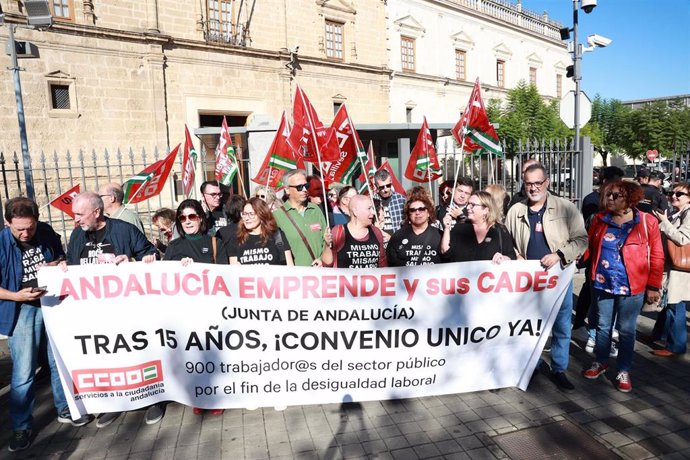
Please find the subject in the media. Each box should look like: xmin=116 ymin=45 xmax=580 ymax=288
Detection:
xmin=378 ymin=160 xmax=406 ymax=195
xmin=357 ymin=141 xmax=377 ymax=193
xmin=50 ymin=184 xmax=80 ymax=218
xmin=215 ymin=117 xmax=239 ymax=185
xmin=320 ymin=105 xmax=364 ymax=185
xmin=122 ymin=145 xmax=179 ymax=204
xmin=251 ymin=112 xmax=304 ymax=188
xmin=182 ymin=125 xmax=198 ymax=197
xmin=288 ymin=86 xmax=340 ymax=163
xmin=405 ymin=117 xmax=443 ymax=182
xmin=451 ymin=78 xmax=502 ymax=155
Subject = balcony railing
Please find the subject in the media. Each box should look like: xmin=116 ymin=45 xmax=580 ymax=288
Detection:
xmin=455 ymin=0 xmax=563 ymax=40
xmin=204 ymin=19 xmax=251 ymax=47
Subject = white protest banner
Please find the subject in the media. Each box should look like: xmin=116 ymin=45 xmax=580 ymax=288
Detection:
xmin=39 ymin=261 xmax=574 ymax=417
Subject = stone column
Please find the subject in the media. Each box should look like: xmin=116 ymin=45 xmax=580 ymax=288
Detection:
xmin=83 ymin=0 xmax=96 ymax=24
xmin=143 ymin=44 xmax=168 ymax=147
xmin=146 ymin=0 xmax=160 ymax=33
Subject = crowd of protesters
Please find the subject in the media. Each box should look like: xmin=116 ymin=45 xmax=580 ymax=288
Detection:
xmin=1 ymin=162 xmax=688 ymax=452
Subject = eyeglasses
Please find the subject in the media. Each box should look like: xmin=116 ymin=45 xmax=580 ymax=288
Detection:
xmin=408 ymin=206 xmax=428 ymax=214
xmin=378 ymin=183 xmax=393 ymax=189
xmin=466 ymin=202 xmax=486 ymax=209
xmin=605 ymin=191 xmax=625 ymax=200
xmin=178 ymin=213 xmax=200 ymax=223
xmin=204 ymin=192 xmax=222 ymax=198
xmin=525 ymin=180 xmax=547 ymax=189
xmin=289 ymin=183 xmax=310 ymax=192
xmin=241 ymin=211 xmax=256 ymax=218
xmin=669 ymin=191 xmax=689 ymax=198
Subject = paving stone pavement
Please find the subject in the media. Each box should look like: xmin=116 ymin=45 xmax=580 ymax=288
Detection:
xmin=1 ymin=278 xmax=689 ymax=459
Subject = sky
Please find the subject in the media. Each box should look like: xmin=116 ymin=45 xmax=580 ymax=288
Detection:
xmin=521 ymin=0 xmax=690 ymax=101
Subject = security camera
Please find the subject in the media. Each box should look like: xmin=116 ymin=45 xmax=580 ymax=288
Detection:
xmin=581 ymin=0 xmax=597 ymax=14
xmin=293 ymin=46 xmax=299 ymax=54
xmin=587 ymin=34 xmax=612 ymax=48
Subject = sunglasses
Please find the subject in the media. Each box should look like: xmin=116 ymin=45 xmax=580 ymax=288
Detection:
xmin=669 ymin=191 xmax=689 ymax=198
xmin=605 ymin=191 xmax=624 ymax=200
xmin=378 ymin=183 xmax=393 ymax=189
xmin=289 ymin=183 xmax=310 ymax=192
xmin=178 ymin=213 xmax=200 ymax=223
xmin=408 ymin=206 xmax=427 ymax=214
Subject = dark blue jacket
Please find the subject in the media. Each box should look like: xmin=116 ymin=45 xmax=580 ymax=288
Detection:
xmin=66 ymin=217 xmax=156 ymax=265
xmin=0 ymin=222 xmax=65 ymax=336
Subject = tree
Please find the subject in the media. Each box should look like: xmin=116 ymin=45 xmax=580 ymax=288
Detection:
xmin=582 ymin=96 xmax=633 ymax=166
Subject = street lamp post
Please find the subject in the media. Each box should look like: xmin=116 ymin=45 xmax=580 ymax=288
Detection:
xmin=7 ymin=23 xmax=35 ymax=200
xmin=572 ymin=0 xmax=581 ymax=155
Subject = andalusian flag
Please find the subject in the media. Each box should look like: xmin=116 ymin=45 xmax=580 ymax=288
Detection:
xmin=122 ymin=145 xmax=179 ymax=204
xmin=215 ymin=116 xmax=239 ymax=186
xmin=319 ymin=104 xmax=363 ymax=185
xmin=181 ymin=125 xmax=198 ymax=197
xmin=251 ymin=112 xmax=304 ymax=188
xmin=451 ymin=78 xmax=502 ymax=155
xmin=405 ymin=117 xmax=443 ymax=182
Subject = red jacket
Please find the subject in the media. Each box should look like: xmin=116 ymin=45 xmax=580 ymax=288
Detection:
xmin=586 ymin=210 xmax=664 ymax=295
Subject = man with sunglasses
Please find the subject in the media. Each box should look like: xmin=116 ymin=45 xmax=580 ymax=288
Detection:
xmin=505 ymin=164 xmax=587 ymax=393
xmin=199 ymin=180 xmax=228 ymax=236
xmin=273 ymin=169 xmax=328 ymax=266
xmin=374 ymin=170 xmax=406 ymax=234
xmin=63 ymin=191 xmax=157 ymax=427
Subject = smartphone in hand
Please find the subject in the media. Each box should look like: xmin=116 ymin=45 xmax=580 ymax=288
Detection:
xmin=31 ymin=286 xmax=48 ymax=293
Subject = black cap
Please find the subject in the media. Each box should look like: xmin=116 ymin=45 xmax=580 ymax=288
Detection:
xmin=649 ymin=170 xmax=665 ymax=181
xmin=636 ymin=168 xmax=650 ymax=179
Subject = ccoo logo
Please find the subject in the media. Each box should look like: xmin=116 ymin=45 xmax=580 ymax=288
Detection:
xmin=72 ymin=360 xmax=164 ymax=393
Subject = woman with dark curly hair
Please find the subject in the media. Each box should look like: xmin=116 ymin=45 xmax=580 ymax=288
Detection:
xmin=227 ymin=197 xmax=293 ymax=265
xmin=386 ymin=187 xmax=442 ymax=266
xmin=582 ymin=180 xmax=664 ymax=392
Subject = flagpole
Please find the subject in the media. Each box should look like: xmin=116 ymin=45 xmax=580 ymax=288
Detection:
xmin=450 ymin=129 xmax=468 ymax=212
xmin=299 ymin=88 xmax=330 ymax=228
xmin=235 ymin=145 xmax=247 ymax=198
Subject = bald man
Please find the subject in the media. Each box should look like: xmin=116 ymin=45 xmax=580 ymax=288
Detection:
xmin=322 ymin=195 xmax=387 ymax=268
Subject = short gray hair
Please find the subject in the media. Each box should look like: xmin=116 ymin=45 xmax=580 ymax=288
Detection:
xmin=76 ymin=191 xmax=105 ymax=214
xmin=282 ymin=169 xmax=307 ymax=184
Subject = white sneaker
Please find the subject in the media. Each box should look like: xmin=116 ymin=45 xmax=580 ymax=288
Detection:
xmin=612 ymin=329 xmax=620 ymax=341
xmin=609 ymin=342 xmax=619 ymax=358
xmin=585 ymin=337 xmax=595 ymax=354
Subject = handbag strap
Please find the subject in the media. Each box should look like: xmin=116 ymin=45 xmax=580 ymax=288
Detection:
xmin=641 ymin=212 xmax=649 ymax=267
xmin=279 ymin=207 xmax=317 ymax=262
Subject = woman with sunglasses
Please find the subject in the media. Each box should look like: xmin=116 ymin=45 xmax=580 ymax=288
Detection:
xmin=386 ymin=187 xmax=442 ymax=266
xmin=163 ymin=199 xmax=227 ymax=416
xmin=441 ymin=191 xmax=516 ymax=263
xmin=227 ymin=197 xmax=294 ymax=266
xmin=650 ymin=183 xmax=690 ymax=357
xmin=582 ymin=181 xmax=663 ymax=392
xmin=253 ymin=185 xmax=280 ymax=211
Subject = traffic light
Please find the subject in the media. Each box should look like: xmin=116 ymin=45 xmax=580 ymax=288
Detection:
xmin=566 ymin=65 xmax=574 ymax=79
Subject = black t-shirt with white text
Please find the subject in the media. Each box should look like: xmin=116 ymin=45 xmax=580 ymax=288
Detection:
xmin=79 ymin=227 xmax=116 ymax=265
xmin=226 ymin=230 xmax=290 ymax=265
xmin=386 ymin=225 xmax=442 ymax=266
xmin=164 ymin=234 xmax=227 ymax=264
xmin=337 ymin=226 xmax=380 ymax=268
xmin=19 ymin=240 xmax=47 ymax=307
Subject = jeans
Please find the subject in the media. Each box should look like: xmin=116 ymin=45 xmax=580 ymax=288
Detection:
xmin=8 ymin=304 xmax=67 ymax=431
xmin=593 ymin=290 xmax=644 ymax=372
xmin=658 ymin=302 xmax=687 ymax=354
xmin=550 ymin=281 xmax=574 ymax=374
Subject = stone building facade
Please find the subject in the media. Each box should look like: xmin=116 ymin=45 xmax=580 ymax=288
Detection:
xmin=387 ymin=0 xmax=574 ymax=124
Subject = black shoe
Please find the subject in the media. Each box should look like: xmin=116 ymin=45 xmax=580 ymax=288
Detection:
xmin=145 ymin=404 xmax=165 ymax=425
xmin=57 ymin=409 xmax=95 ymax=427
xmin=8 ymin=430 xmax=32 ymax=452
xmin=96 ymin=412 xmax=121 ymax=428
xmin=551 ymin=372 xmax=575 ymax=393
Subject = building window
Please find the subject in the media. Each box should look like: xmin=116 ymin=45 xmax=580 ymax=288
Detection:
xmin=406 ymin=107 xmax=413 ymax=123
xmin=51 ymin=0 xmax=74 ymax=21
xmin=401 ymin=36 xmax=415 ymax=72
xmin=325 ymin=20 xmax=344 ymax=60
xmin=496 ymin=60 xmax=505 ymax=88
xmin=50 ymin=84 xmax=71 ymax=110
xmin=333 ymin=102 xmax=342 ymax=115
xmin=207 ymin=0 xmax=236 ymax=43
xmin=455 ymin=50 xmax=466 ymax=81
xmin=556 ymin=74 xmax=562 ymax=98
xmin=529 ymin=67 xmax=537 ymax=86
